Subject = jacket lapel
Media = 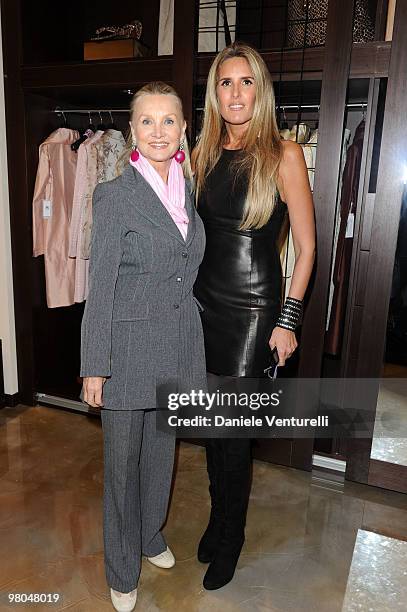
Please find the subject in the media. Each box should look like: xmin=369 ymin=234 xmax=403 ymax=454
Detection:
xmin=184 ymin=179 xmax=196 ymax=246
xmin=121 ymin=164 xmax=195 ymax=245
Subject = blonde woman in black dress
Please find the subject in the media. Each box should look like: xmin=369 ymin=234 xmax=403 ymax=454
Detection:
xmin=193 ymin=42 xmax=316 ymax=590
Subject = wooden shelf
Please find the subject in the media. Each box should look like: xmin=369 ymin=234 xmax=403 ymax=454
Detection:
xmin=21 ymin=56 xmax=173 ymax=90
xmin=20 ymin=41 xmax=391 ymax=91
xmin=349 ymin=41 xmax=391 ymax=78
xmin=197 ymin=41 xmax=391 ymax=83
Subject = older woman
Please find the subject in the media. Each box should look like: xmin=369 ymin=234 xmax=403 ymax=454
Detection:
xmin=81 ymin=82 xmax=206 ymax=612
xmin=193 ymin=42 xmax=316 ymax=590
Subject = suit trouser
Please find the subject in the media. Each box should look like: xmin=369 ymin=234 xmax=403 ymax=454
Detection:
xmin=101 ymin=408 xmax=176 ymax=592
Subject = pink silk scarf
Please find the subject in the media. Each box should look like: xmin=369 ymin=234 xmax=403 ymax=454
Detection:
xmin=129 ymin=151 xmax=189 ymax=240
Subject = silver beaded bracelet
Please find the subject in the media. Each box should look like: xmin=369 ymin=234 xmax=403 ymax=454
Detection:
xmin=276 ymin=297 xmax=303 ymax=331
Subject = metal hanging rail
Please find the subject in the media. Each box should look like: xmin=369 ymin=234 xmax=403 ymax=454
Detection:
xmin=194 ymin=103 xmax=367 ymax=112
xmin=276 ymin=103 xmax=366 ymax=110
xmin=54 ymin=108 xmax=129 ymax=114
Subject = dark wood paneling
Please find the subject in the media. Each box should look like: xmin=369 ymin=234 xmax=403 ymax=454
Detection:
xmin=355 ymin=251 xmax=370 ymax=306
xmin=18 ymin=42 xmax=391 ymax=93
xmin=297 ymin=0 xmax=356 ymax=378
xmin=4 ymin=394 xmax=21 ymax=407
xmin=346 ymin=0 xmax=407 ymax=486
xmin=236 ymin=0 xmax=287 ymax=50
xmin=0 ymin=340 xmax=4 ymax=407
xmin=173 ymin=0 xmax=198 ymax=138
xmin=253 ymin=438 xmax=293 ymax=466
xmin=337 ymin=79 xmax=380 ymax=383
xmin=369 ymin=459 xmax=407 ymax=494
xmin=360 ymin=193 xmax=376 ymax=250
xmin=21 ymin=0 xmax=161 ymax=64
xmin=349 ymin=42 xmax=391 ymax=78
xmin=197 ymin=42 xmax=391 ymax=83
xmin=374 ymin=0 xmax=390 ymax=40
xmin=355 ymin=2 xmax=407 ymax=380
xmin=197 ymin=46 xmax=326 ymax=82
xmin=284 ymin=1 xmax=357 ymax=468
xmin=21 ymin=57 xmax=174 ymax=90
xmin=348 ymin=306 xmax=364 ymax=361
xmin=1 ymin=0 xmax=35 ymax=405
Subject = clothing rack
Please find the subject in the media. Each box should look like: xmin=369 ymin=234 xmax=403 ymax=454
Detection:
xmin=277 ymin=103 xmax=366 ymax=111
xmin=53 ymin=102 xmax=366 ymax=114
xmin=54 ymin=108 xmax=129 ymax=114
xmin=194 ymin=103 xmax=367 ymax=112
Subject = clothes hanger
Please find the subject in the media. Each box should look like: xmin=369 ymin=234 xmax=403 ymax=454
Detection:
xmin=61 ymin=109 xmax=71 ymax=130
xmin=86 ymin=111 xmax=96 ymax=134
xmin=107 ymin=110 xmax=117 ymax=130
xmin=71 ymin=112 xmax=96 ymax=151
xmin=97 ymin=110 xmax=107 ymax=131
xmin=280 ymin=106 xmax=289 ymax=130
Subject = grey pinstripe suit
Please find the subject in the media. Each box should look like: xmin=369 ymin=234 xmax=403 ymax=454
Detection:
xmin=80 ymin=163 xmax=207 ymax=591
xmin=80 ymin=163 xmax=207 ymax=409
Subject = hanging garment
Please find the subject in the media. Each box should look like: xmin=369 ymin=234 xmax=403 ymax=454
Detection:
xmin=325 ymin=121 xmax=365 ymax=355
xmin=69 ymin=130 xmax=104 ymax=304
xmin=279 ymin=126 xmax=317 ymax=298
xmin=32 ymin=127 xmax=80 ymax=308
xmin=326 ymin=127 xmax=351 ymax=328
xmin=69 ymin=130 xmax=104 ymax=260
xmin=80 ymin=129 xmax=126 ymax=259
xmin=302 ymin=128 xmax=318 ymax=190
xmin=70 ymin=129 xmax=126 ymax=303
xmin=280 ymin=123 xmax=311 ymax=144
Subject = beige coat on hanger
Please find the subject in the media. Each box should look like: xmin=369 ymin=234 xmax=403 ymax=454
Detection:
xmin=32 ymin=128 xmax=79 ymax=308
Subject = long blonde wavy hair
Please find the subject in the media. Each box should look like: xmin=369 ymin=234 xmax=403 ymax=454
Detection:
xmin=117 ymin=81 xmax=193 ymax=181
xmin=194 ymin=42 xmax=283 ymax=230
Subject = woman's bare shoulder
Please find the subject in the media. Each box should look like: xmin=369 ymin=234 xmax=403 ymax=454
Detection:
xmin=277 ymin=140 xmax=307 ymax=201
xmin=280 ymin=139 xmax=304 ymax=165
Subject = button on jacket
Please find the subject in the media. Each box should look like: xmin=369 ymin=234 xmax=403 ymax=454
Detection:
xmin=80 ymin=163 xmax=207 ymax=410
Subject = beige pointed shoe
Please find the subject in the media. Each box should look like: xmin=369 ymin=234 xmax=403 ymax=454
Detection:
xmin=146 ymin=546 xmax=175 ymax=569
xmin=110 ymin=587 xmax=138 ymax=612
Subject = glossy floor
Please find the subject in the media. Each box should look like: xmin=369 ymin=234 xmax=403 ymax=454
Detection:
xmin=0 ymin=405 xmax=407 ymax=611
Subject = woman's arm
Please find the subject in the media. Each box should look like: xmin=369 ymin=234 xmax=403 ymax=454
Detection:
xmin=278 ymin=140 xmax=316 ymax=299
xmin=80 ymin=183 xmax=124 ymax=406
xmin=270 ymin=140 xmax=316 ymax=365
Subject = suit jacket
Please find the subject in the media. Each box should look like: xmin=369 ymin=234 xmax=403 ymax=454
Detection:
xmin=80 ymin=163 xmax=207 ymax=410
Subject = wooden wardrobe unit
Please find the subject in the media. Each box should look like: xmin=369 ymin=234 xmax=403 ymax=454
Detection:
xmin=2 ymin=0 xmax=406 ymax=488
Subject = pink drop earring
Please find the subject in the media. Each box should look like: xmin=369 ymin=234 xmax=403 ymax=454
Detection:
xmin=174 ymin=139 xmax=185 ymax=164
xmin=130 ymin=141 xmax=139 ymax=162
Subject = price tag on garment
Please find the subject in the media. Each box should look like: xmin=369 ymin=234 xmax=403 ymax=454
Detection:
xmin=42 ymin=199 xmax=52 ymax=218
xmin=345 ymin=211 xmax=354 ymax=238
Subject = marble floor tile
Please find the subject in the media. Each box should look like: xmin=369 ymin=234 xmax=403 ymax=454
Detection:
xmin=341 ymin=529 xmax=407 ymax=611
xmin=1 ymin=405 xmax=407 ymax=611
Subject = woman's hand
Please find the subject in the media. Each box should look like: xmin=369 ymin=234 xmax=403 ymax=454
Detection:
xmin=83 ymin=376 xmax=106 ymax=408
xmin=269 ymin=327 xmax=298 ymax=366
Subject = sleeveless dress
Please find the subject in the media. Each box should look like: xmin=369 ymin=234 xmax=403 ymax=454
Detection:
xmin=194 ymin=148 xmax=288 ymax=377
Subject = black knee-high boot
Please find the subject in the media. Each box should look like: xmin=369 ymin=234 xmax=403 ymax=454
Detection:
xmin=203 ymin=438 xmax=252 ymax=590
xmin=197 ymin=441 xmax=225 ymax=563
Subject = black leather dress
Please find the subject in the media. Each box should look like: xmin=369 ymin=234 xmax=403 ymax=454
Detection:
xmin=194 ymin=148 xmax=288 ymax=377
